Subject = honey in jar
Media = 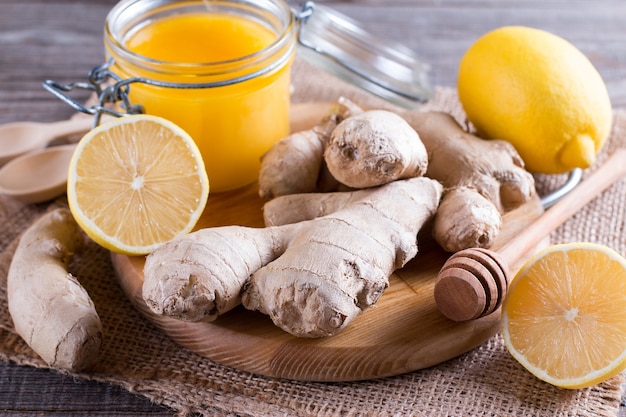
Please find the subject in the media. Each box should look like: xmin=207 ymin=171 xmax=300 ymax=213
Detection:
xmin=105 ymin=0 xmax=296 ymax=192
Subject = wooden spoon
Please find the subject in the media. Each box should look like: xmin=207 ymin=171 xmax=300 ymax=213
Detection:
xmin=0 ymin=103 xmax=323 ymax=205
xmin=0 ymin=116 xmax=94 ymax=166
xmin=434 ymin=148 xmax=626 ymax=322
xmin=0 ymin=144 xmax=76 ymax=204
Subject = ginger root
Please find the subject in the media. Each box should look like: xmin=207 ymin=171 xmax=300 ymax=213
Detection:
xmin=143 ymin=99 xmax=534 ymax=338
xmin=7 ymin=208 xmax=102 ymax=371
xmin=402 ymin=111 xmax=536 ymax=252
xmin=260 ymin=99 xmax=535 ymax=253
xmin=143 ymin=177 xmax=442 ymax=338
xmin=259 ymin=97 xmax=429 ymax=196
xmin=325 ymin=110 xmax=428 ymax=188
xmin=258 ymin=97 xmax=363 ymax=199
xmin=142 ymin=225 xmax=295 ymax=322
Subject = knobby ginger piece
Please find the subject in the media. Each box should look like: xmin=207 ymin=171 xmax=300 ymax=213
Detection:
xmin=260 ymin=100 xmax=535 ymax=253
xmin=143 ymin=177 xmax=442 ymax=338
xmin=258 ymin=97 xmax=363 ymax=199
xmin=432 ymin=186 xmax=502 ymax=250
xmin=325 ymin=110 xmax=428 ymax=188
xmin=402 ymin=111 xmax=536 ymax=252
xmin=7 ymin=208 xmax=102 ymax=371
xmin=244 ymin=177 xmax=442 ymax=337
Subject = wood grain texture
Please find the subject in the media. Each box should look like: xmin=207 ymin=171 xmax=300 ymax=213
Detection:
xmin=112 ymin=199 xmax=546 ymax=381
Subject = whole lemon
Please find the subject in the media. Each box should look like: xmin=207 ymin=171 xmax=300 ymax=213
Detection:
xmin=457 ymin=26 xmax=612 ymax=174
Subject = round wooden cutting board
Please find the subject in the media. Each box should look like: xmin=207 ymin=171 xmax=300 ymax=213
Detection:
xmin=111 ymin=103 xmax=546 ymax=382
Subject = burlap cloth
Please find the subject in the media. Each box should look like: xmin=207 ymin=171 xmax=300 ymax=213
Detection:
xmin=1 ymin=58 xmax=625 ymax=416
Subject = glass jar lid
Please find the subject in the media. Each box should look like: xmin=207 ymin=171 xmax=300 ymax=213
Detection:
xmin=294 ymin=1 xmax=432 ymax=108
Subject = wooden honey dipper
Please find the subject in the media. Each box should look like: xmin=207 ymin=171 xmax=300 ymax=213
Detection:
xmin=434 ymin=148 xmax=626 ymax=322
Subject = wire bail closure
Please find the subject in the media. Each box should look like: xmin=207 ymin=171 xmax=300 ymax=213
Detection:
xmin=42 ymin=60 xmax=143 ymax=128
xmin=42 ymin=39 xmax=296 ymax=127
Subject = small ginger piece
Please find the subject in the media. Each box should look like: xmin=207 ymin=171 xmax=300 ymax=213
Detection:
xmin=325 ymin=110 xmax=428 ymax=188
xmin=259 ymin=100 xmax=534 ymax=253
xmin=402 ymin=111 xmax=536 ymax=252
xmin=143 ymin=177 xmax=442 ymax=338
xmin=263 ymin=188 xmax=362 ymax=227
xmin=258 ymin=97 xmax=363 ymax=199
xmin=7 ymin=208 xmax=102 ymax=371
xmin=259 ymin=101 xmax=428 ymax=197
xmin=432 ymin=187 xmax=502 ymax=250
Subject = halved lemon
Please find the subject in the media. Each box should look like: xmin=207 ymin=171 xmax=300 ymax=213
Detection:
xmin=67 ymin=114 xmax=209 ymax=255
xmin=502 ymin=242 xmax=626 ymax=389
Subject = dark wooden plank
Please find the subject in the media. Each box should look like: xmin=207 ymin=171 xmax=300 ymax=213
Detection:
xmin=0 ymin=1 xmax=116 ymax=123
xmin=0 ymin=361 xmax=173 ymax=416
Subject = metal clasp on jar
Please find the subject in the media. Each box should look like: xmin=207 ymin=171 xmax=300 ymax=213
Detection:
xmin=43 ymin=60 xmax=144 ymax=127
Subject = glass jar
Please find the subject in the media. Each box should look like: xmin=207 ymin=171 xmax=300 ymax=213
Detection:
xmin=296 ymin=3 xmax=432 ymax=109
xmin=104 ymin=0 xmax=296 ymax=192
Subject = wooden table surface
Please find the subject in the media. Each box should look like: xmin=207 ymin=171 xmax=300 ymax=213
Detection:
xmin=1 ymin=1 xmax=625 ymax=415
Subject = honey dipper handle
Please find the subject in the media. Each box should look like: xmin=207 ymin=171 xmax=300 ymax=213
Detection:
xmin=498 ymin=148 xmax=626 ymax=267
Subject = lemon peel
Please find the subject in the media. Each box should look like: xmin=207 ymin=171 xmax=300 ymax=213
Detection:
xmin=558 ymin=134 xmax=596 ymax=169
xmin=458 ymin=26 xmax=612 ymax=174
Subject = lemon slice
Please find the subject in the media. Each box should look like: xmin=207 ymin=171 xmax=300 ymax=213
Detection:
xmin=502 ymin=242 xmax=626 ymax=389
xmin=67 ymin=114 xmax=209 ymax=255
